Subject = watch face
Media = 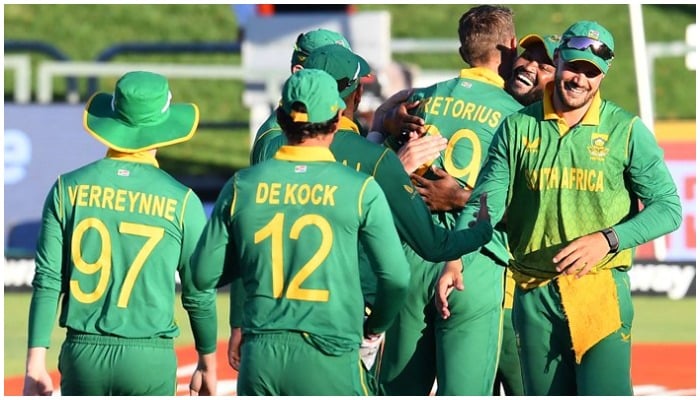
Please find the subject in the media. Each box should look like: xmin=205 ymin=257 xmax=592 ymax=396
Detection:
xmin=604 ymin=229 xmax=619 ymax=251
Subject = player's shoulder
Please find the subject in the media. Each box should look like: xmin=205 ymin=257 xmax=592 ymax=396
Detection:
xmin=410 ymin=77 xmax=455 ymax=98
xmin=599 ymin=99 xmax=637 ymax=123
xmin=253 ymin=112 xmax=281 ymax=140
xmin=334 ymin=130 xmax=385 ymax=153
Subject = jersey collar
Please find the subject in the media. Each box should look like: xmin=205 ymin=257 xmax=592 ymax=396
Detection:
xmin=106 ymin=149 xmax=159 ymax=167
xmin=274 ymin=145 xmax=336 ymax=162
xmin=338 ymin=115 xmax=360 ymax=134
xmin=543 ymin=85 xmax=603 ymax=126
xmin=459 ymin=67 xmax=505 ymax=89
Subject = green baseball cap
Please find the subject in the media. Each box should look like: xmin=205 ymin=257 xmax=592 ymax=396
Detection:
xmin=281 ymin=68 xmax=346 ymax=123
xmin=83 ymin=71 xmax=198 ymax=153
xmin=519 ymin=34 xmax=560 ymax=64
xmin=291 ymin=28 xmax=351 ymax=67
xmin=558 ymin=20 xmax=615 ymax=74
xmin=304 ymin=44 xmax=371 ymax=98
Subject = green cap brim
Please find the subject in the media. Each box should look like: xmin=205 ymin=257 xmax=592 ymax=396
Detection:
xmin=83 ymin=92 xmax=199 ymax=152
xmin=339 ymin=56 xmax=372 ymax=98
xmin=558 ymin=48 xmax=609 ymax=74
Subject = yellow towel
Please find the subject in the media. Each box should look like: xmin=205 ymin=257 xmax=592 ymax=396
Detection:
xmin=557 ymin=269 xmax=621 ymax=364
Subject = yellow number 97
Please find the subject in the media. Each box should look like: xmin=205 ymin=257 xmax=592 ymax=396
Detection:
xmin=70 ymin=218 xmax=164 ymax=308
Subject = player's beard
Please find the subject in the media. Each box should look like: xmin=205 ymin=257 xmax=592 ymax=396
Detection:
xmin=553 ymin=75 xmax=597 ymax=111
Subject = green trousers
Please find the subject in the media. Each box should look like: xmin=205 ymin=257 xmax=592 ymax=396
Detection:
xmin=512 ymin=268 xmax=634 ymax=395
xmin=237 ymin=331 xmax=370 ymax=395
xmin=492 ymin=308 xmax=525 ymax=396
xmin=378 ymin=249 xmax=503 ymax=395
xmin=59 ymin=331 xmax=176 ymax=395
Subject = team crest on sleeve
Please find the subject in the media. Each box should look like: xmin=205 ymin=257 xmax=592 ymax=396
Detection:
xmin=588 ymin=133 xmax=610 ymax=161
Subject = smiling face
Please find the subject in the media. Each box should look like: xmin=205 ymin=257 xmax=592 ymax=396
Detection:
xmin=553 ymin=56 xmax=605 ymax=112
xmin=506 ymin=41 xmax=556 ymax=106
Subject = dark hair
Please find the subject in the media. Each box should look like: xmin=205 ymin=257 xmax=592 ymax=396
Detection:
xmin=457 ymin=5 xmax=515 ymax=65
xmin=276 ymin=103 xmax=339 ymax=144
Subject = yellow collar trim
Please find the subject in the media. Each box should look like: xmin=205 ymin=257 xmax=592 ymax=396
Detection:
xmin=106 ymin=149 xmax=159 ymax=167
xmin=338 ymin=115 xmax=360 ymax=134
xmin=274 ymin=146 xmax=336 ymax=162
xmin=459 ymin=67 xmax=505 ymax=89
xmin=543 ymin=85 xmax=603 ymax=126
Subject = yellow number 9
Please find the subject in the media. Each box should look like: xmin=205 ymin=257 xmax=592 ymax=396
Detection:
xmin=70 ymin=217 xmax=111 ymax=304
xmin=444 ymin=128 xmax=482 ymax=188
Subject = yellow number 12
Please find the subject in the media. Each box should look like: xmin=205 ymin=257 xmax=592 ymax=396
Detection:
xmin=254 ymin=212 xmax=332 ymax=302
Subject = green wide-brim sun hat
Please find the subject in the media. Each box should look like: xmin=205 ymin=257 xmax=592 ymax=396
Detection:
xmin=82 ymin=71 xmax=200 ymax=153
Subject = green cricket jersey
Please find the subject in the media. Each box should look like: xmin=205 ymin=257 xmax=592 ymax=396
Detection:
xmin=249 ymin=112 xmax=283 ymax=166
xmin=28 ymin=152 xmax=218 ymax=354
xmin=257 ymin=115 xmax=494 ymax=261
xmin=250 ymin=110 xmax=367 ymax=166
xmin=192 ymin=146 xmax=410 ymax=353
xmin=393 ymin=67 xmax=522 ymax=265
xmin=457 ymin=88 xmax=682 ymax=281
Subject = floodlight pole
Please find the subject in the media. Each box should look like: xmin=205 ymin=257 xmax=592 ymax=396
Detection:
xmin=628 ymin=3 xmax=668 ymax=261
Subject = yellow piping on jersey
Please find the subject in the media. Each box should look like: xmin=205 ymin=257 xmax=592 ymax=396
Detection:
xmin=358 ymin=177 xmax=373 ymax=217
xmin=625 ymin=117 xmax=638 ymax=161
xmin=252 ymin=127 xmax=281 ymax=150
xmin=373 ymin=149 xmax=391 ymax=177
xmin=179 ymin=189 xmax=193 ymax=229
xmin=358 ymin=358 xmax=370 ymax=395
xmin=230 ymin=176 xmax=238 ymax=217
xmin=57 ymin=175 xmax=64 ymax=222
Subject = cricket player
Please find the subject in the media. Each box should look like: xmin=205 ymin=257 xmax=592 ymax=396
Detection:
xmin=227 ymin=43 xmax=496 ymax=388
xmin=376 ymin=5 xmax=523 ymax=395
xmin=190 ymin=69 xmax=411 ymax=395
xmin=393 ymin=31 xmax=561 ymax=396
xmin=250 ymin=28 xmax=353 ymax=163
xmin=448 ymin=20 xmax=682 ymax=395
xmin=23 ymin=71 xmax=218 ymax=396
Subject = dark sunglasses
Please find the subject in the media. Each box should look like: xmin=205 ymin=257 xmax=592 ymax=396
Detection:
xmin=337 ymin=76 xmax=358 ymax=92
xmin=561 ymin=36 xmax=615 ymax=61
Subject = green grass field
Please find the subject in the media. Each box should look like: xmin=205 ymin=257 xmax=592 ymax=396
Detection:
xmin=3 ymin=291 xmax=695 ymax=378
xmin=4 ymin=4 xmax=696 ymax=177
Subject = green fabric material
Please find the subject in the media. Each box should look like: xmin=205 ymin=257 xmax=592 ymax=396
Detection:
xmin=281 ymin=69 xmax=346 ymax=123
xmin=191 ymin=145 xmax=410 ymax=352
xmin=493 ymin=308 xmax=525 ymax=396
xmin=84 ymin=71 xmax=199 ymax=152
xmin=512 ymin=269 xmax=633 ymax=395
xmin=29 ymin=156 xmax=217 ymax=355
xmin=58 ymin=334 xmax=176 ymax=395
xmin=291 ymin=28 xmax=351 ymax=67
xmin=456 ymin=92 xmax=682 ymax=280
xmin=558 ymin=20 xmax=615 ymax=73
xmin=305 ymin=44 xmax=371 ymax=97
xmin=237 ymin=332 xmax=369 ymax=395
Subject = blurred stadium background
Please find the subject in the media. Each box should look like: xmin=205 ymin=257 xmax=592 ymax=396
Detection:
xmin=3 ymin=3 xmax=696 ymax=395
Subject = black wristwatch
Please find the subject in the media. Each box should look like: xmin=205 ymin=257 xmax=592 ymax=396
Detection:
xmin=601 ymin=227 xmax=619 ymax=253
